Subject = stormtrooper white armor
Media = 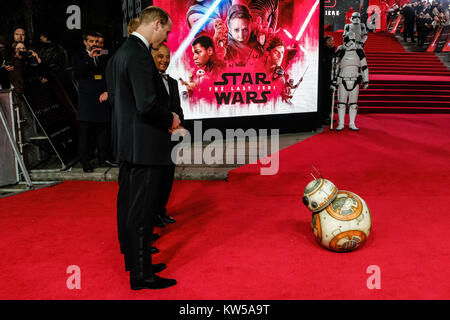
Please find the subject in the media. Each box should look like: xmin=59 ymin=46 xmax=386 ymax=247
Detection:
xmin=331 ymin=32 xmax=369 ymax=131
xmin=343 ymin=12 xmax=368 ymax=49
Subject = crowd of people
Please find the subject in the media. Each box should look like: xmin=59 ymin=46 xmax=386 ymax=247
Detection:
xmin=0 ymin=27 xmax=68 ymax=93
xmin=387 ymin=0 xmax=449 ymax=46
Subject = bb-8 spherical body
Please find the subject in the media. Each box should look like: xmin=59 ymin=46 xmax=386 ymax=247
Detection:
xmin=303 ymin=179 xmax=372 ymax=252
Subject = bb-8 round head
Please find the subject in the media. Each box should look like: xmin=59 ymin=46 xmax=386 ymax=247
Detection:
xmin=302 ymin=178 xmax=338 ymax=212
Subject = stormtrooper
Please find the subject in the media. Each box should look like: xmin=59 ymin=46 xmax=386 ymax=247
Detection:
xmin=331 ymin=31 xmax=369 ymax=131
xmin=343 ymin=12 xmax=368 ymax=49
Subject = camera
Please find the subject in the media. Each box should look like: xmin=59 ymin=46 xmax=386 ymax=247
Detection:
xmin=19 ymin=50 xmax=33 ymax=58
xmin=99 ymin=49 xmax=109 ymax=55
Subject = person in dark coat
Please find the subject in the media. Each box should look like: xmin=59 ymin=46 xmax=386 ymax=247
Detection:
xmin=0 ymin=36 xmax=12 ymax=90
xmin=37 ymin=31 xmax=68 ymax=79
xmin=319 ymin=35 xmax=335 ymax=126
xmin=107 ymin=6 xmax=179 ymax=290
xmin=72 ymin=31 xmax=112 ymax=172
xmin=151 ymin=44 xmax=184 ymax=228
xmin=401 ymin=4 xmax=416 ymax=42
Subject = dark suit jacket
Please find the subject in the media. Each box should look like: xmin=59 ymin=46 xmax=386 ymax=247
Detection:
xmin=72 ymin=49 xmax=110 ymax=122
xmin=167 ymin=76 xmax=184 ymax=126
xmin=107 ymin=35 xmax=174 ymax=166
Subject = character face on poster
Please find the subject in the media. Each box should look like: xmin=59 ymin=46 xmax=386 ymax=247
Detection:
xmin=153 ymin=0 xmax=320 ymax=120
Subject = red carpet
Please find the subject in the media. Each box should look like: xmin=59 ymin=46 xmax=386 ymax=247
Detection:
xmin=325 ymin=32 xmax=450 ymax=113
xmin=1 ymin=114 xmax=450 ymax=299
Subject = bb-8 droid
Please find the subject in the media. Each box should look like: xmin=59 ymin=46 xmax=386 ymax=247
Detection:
xmin=303 ymin=178 xmax=372 ymax=252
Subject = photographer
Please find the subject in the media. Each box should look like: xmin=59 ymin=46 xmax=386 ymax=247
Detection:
xmin=72 ymin=31 xmax=113 ymax=172
xmin=0 ymin=36 xmax=13 ymax=89
xmin=7 ymin=41 xmax=48 ymax=94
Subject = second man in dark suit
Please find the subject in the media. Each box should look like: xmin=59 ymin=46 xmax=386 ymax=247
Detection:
xmin=151 ymin=44 xmax=184 ymax=228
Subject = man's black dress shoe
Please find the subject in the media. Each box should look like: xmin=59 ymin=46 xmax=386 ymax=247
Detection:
xmin=150 ymin=246 xmax=159 ymax=254
xmin=151 ymin=233 xmax=160 ymax=242
xmin=130 ymin=274 xmax=176 ymax=290
xmin=155 ymin=215 xmax=166 ymax=228
xmin=151 ymin=263 xmax=166 ymax=273
xmin=161 ymin=214 xmax=176 ymax=224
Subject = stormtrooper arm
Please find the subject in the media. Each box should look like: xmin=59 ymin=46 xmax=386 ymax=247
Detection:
xmin=342 ymin=24 xmax=351 ymax=38
xmin=331 ymin=48 xmax=343 ymax=88
xmin=360 ymin=24 xmax=368 ymax=46
xmin=357 ymin=49 xmax=369 ymax=88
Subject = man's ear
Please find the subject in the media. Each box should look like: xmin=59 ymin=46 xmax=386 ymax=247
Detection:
xmin=154 ymin=20 xmax=161 ymax=31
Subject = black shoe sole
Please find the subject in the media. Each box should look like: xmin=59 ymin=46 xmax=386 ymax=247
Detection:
xmin=130 ymin=280 xmax=177 ymax=290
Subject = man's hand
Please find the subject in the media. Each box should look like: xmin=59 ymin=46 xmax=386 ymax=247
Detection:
xmin=171 ymin=112 xmax=181 ymax=130
xmin=99 ymin=92 xmax=108 ymax=103
xmin=28 ymin=50 xmax=42 ymax=64
xmin=89 ymin=48 xmax=102 ymax=58
xmin=4 ymin=65 xmax=14 ymax=72
xmin=169 ymin=125 xmax=186 ymax=137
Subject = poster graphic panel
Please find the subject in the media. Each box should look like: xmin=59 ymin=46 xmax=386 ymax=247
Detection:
xmin=153 ymin=0 xmax=320 ymax=120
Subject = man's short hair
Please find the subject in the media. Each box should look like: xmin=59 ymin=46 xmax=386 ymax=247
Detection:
xmin=266 ymin=37 xmax=285 ymax=52
xmin=323 ymin=35 xmax=333 ymax=45
xmin=83 ymin=31 xmax=98 ymax=41
xmin=128 ymin=17 xmax=140 ymax=36
xmin=139 ymin=6 xmax=170 ymax=27
xmin=95 ymin=32 xmax=104 ymax=39
xmin=192 ymin=35 xmax=214 ymax=51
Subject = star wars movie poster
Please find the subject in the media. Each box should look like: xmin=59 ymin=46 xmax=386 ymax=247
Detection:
xmin=153 ymin=0 xmax=320 ymax=120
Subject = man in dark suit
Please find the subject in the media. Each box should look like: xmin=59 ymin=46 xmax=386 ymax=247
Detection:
xmin=107 ymin=6 xmax=179 ymax=290
xmin=151 ymin=44 xmax=184 ymax=228
xmin=72 ymin=31 xmax=112 ymax=172
xmin=320 ymin=35 xmax=335 ymax=126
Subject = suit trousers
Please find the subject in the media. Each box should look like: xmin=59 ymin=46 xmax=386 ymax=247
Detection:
xmin=117 ymin=161 xmax=172 ymax=279
xmin=160 ymin=162 xmax=176 ymax=216
xmin=78 ymin=121 xmax=110 ymax=166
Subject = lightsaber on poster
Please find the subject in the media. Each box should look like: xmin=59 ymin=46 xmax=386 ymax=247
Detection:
xmin=154 ymin=0 xmax=320 ymax=120
xmin=170 ymin=0 xmax=225 ymax=67
xmin=283 ymin=29 xmax=308 ymax=54
xmin=295 ymin=0 xmax=320 ymax=41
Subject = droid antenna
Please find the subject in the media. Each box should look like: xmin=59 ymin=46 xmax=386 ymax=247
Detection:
xmin=310 ymin=173 xmax=317 ymax=180
xmin=311 ymin=165 xmax=323 ymax=178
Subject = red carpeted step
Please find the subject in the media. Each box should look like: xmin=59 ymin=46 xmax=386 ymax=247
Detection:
xmin=327 ymin=31 xmax=450 ymax=113
xmin=361 ymin=89 xmax=450 ymax=95
xmin=359 ymin=100 xmax=449 ymax=108
xmin=370 ymin=71 xmax=450 ymax=76
xmin=359 ymin=94 xmax=450 ymax=101
xmin=359 ymin=106 xmax=450 ymax=113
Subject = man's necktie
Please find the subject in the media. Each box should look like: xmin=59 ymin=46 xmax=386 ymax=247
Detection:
xmin=161 ymin=73 xmax=169 ymax=81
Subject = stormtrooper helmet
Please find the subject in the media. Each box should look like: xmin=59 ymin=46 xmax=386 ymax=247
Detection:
xmin=343 ymin=31 xmax=357 ymax=51
xmin=351 ymin=12 xmax=361 ymax=24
